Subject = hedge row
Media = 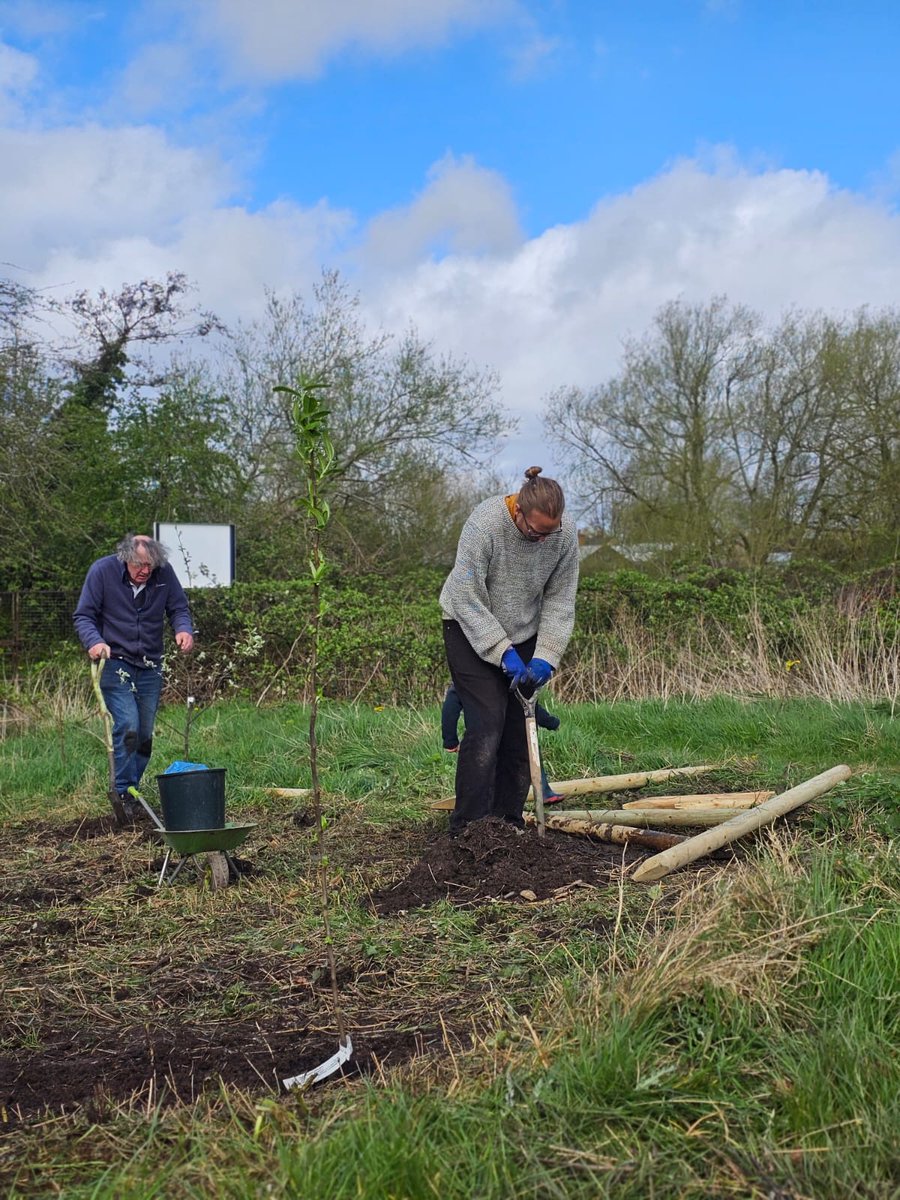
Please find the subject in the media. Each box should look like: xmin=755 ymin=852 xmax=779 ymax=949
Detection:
xmin=158 ymin=564 xmax=896 ymax=705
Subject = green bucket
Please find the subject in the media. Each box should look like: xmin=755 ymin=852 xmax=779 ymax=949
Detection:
xmin=156 ymin=768 xmax=226 ymax=830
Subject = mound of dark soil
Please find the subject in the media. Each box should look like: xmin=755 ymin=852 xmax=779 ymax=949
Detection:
xmin=370 ymin=817 xmax=642 ymax=914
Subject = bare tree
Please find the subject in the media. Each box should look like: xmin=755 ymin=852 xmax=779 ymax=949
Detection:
xmin=50 ymin=272 xmax=221 ymax=411
xmin=215 ymin=271 xmax=509 ymax=570
xmin=547 ymin=296 xmax=760 ymax=563
xmin=825 ymin=309 xmax=900 ymax=556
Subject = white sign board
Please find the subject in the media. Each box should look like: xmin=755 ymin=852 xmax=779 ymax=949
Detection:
xmin=154 ymin=523 xmax=235 ymax=588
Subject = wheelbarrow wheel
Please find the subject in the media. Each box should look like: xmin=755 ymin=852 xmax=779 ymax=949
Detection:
xmin=204 ymin=851 xmax=230 ymax=891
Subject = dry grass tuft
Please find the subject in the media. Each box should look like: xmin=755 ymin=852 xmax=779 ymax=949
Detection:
xmin=561 ymin=605 xmax=898 ymax=705
xmin=536 ymin=831 xmax=834 ymax=1038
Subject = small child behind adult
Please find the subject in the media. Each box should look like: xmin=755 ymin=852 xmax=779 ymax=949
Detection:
xmin=441 ymin=681 xmax=564 ymax=804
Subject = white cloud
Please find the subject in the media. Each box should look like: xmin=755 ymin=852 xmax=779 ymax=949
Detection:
xmin=0 ymin=116 xmax=353 ymax=323
xmin=115 ymin=41 xmax=203 ymax=118
xmin=37 ymin=200 xmax=353 ymax=327
xmin=363 ymin=155 xmax=900 ymax=478
xmin=360 ymin=153 xmax=522 ymax=269
xmin=191 ymin=0 xmax=515 ymax=80
xmin=173 ymin=200 xmax=354 ymax=323
xmin=506 ymin=31 xmax=562 ymax=81
xmin=0 ymin=123 xmax=231 ymax=272
xmin=0 ymin=39 xmax=36 ymax=117
xmin=0 ymin=39 xmax=34 ymax=87
xmin=2 ymin=112 xmax=899 ymax=486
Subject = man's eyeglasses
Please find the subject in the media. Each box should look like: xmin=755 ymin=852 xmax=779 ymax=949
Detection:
xmin=130 ymin=560 xmax=153 ymax=572
xmin=517 ymin=509 xmax=561 ymax=540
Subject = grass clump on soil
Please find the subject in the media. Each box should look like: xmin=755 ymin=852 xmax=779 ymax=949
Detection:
xmin=0 ymin=696 xmax=897 ymax=1199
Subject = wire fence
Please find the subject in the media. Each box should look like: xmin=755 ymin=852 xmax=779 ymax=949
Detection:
xmin=0 ymin=591 xmax=80 ymax=669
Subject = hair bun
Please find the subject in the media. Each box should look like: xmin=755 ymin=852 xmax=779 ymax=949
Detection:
xmin=524 ymin=465 xmax=543 ymax=479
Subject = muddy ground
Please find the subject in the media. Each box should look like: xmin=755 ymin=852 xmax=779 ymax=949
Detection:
xmin=367 ymin=816 xmax=645 ymax=913
xmin=0 ymin=808 xmax=724 ymax=1125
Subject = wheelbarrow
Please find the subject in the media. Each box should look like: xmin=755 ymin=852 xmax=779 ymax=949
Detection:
xmin=128 ymin=787 xmax=257 ymax=891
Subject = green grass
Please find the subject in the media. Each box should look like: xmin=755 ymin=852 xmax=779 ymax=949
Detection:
xmin=1 ymin=695 xmax=898 ymax=1198
xmin=3 ymin=693 xmax=898 ymax=819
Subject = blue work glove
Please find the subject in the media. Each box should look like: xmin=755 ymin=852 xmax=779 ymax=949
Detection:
xmin=526 ymin=657 xmax=554 ymax=689
xmin=501 ymin=646 xmax=530 ymax=691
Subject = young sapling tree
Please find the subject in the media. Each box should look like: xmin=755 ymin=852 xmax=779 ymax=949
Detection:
xmin=276 ymin=373 xmax=350 ymax=1081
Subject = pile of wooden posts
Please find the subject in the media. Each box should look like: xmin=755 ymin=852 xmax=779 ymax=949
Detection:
xmin=433 ymin=763 xmax=852 ymax=882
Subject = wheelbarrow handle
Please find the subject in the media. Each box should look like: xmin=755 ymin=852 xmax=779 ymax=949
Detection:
xmin=133 ymin=791 xmax=166 ymax=831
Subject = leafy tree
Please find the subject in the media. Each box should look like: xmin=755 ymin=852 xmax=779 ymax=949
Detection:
xmin=113 ymin=370 xmax=244 ymax=525
xmin=821 ymin=309 xmax=900 ymax=564
xmin=51 ymin=273 xmax=220 ymax=413
xmin=279 ymin=372 xmax=350 ymax=1066
xmin=722 ymin=310 xmax=840 ymax=564
xmin=547 ymin=297 xmax=900 ymax=569
xmin=0 ymin=273 xmax=225 ymax=587
xmin=0 ymin=279 xmax=93 ymax=586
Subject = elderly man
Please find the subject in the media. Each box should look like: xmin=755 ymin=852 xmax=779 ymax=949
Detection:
xmin=74 ymin=534 xmax=194 ymax=823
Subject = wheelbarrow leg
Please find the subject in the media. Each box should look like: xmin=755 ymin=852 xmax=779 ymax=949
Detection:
xmin=158 ymin=852 xmax=191 ymax=887
xmin=167 ymin=857 xmax=191 ymax=885
xmin=157 ymin=848 xmax=172 ymax=887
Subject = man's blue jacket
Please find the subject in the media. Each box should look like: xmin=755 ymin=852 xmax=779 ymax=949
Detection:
xmin=74 ymin=555 xmax=193 ymax=668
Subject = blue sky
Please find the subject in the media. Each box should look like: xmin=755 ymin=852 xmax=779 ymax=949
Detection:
xmin=2 ymin=0 xmax=900 ymax=485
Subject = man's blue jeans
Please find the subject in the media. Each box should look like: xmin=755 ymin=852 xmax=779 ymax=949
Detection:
xmin=100 ymin=659 xmax=163 ymax=794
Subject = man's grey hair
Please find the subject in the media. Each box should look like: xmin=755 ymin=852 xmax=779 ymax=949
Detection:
xmin=116 ymin=534 xmax=168 ymax=570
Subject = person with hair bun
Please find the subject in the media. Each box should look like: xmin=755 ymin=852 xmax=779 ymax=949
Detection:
xmin=439 ymin=466 xmax=579 ymax=835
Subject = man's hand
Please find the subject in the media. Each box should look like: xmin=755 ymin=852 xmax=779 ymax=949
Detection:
xmin=88 ymin=642 xmax=110 ymax=661
xmin=501 ymin=646 xmax=529 ymax=691
xmin=526 ymin=657 xmax=554 ymax=688
xmin=175 ymin=632 xmax=194 ymax=653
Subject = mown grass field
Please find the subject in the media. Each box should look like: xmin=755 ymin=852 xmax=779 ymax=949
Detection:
xmin=1 ymin=694 xmax=898 ymax=1199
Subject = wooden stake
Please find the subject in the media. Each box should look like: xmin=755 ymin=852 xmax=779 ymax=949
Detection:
xmin=525 ymin=812 xmax=684 ymax=851
xmin=542 ymin=807 xmax=741 ymax=827
xmin=622 ymin=790 xmax=774 ymax=810
xmin=266 ymin=787 xmax=312 ymax=798
xmin=526 ymin=764 xmax=718 ymax=801
xmin=429 ymin=765 xmax=722 ymax=814
xmin=631 ymin=765 xmax=852 ymax=883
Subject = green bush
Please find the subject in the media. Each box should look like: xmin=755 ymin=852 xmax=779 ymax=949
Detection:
xmin=6 ymin=563 xmax=896 ymax=707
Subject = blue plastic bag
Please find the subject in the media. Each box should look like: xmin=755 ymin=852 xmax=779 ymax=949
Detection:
xmin=164 ymin=760 xmax=210 ymax=774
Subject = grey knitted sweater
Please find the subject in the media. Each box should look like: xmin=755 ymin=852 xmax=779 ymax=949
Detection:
xmin=440 ymin=495 xmax=580 ymax=667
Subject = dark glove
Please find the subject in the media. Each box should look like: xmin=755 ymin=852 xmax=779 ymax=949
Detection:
xmin=526 ymin=657 xmax=554 ymax=689
xmin=536 ymin=706 xmax=560 ymax=731
xmin=501 ymin=646 xmax=529 ymax=691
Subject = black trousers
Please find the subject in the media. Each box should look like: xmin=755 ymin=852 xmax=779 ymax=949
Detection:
xmin=443 ymin=619 xmax=537 ymax=834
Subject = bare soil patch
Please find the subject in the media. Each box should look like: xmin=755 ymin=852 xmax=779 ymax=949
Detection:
xmin=0 ymin=806 xmax=691 ymax=1126
xmin=1 ymin=1017 xmax=468 ymax=1122
xmin=370 ymin=817 xmax=641 ymax=913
